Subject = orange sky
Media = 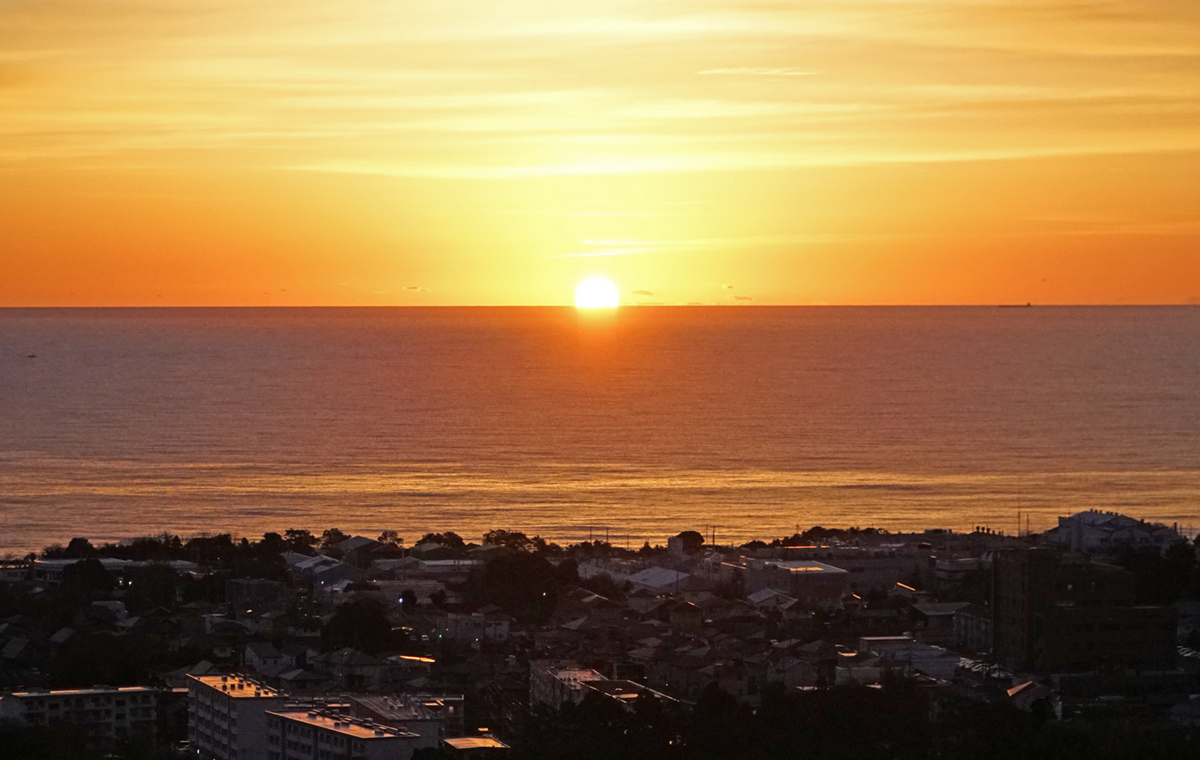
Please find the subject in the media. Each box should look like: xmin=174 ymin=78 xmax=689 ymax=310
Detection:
xmin=3 ymin=0 xmax=1200 ymax=306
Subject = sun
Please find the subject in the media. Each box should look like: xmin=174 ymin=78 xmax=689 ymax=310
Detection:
xmin=574 ymin=277 xmax=620 ymax=308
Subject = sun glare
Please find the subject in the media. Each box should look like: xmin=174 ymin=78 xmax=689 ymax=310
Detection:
xmin=574 ymin=278 xmax=620 ymax=308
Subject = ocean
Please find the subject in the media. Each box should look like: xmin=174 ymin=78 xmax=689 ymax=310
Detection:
xmin=1 ymin=306 xmax=1198 ymax=555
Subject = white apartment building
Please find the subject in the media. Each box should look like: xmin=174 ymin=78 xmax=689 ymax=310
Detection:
xmin=528 ymin=661 xmax=607 ymax=710
xmin=0 ymin=685 xmax=157 ymax=743
xmin=434 ymin=612 xmax=510 ymax=643
xmin=266 ymin=708 xmax=422 ymax=760
xmin=187 ymin=674 xmax=287 ymax=760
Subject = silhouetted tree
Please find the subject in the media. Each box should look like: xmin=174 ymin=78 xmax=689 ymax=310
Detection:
xmin=63 ymin=537 xmax=96 ymax=559
xmin=483 ymin=529 xmax=534 ymax=552
xmin=675 ymin=531 xmax=705 ymax=554
xmin=320 ymin=528 xmax=349 ymax=554
xmin=466 ymin=553 xmax=575 ymax=624
xmin=58 ymin=558 xmax=116 ymax=602
xmin=124 ymin=564 xmax=179 ymax=614
xmin=418 ymin=532 xmax=466 ymax=550
xmin=284 ymin=528 xmax=318 ymax=553
xmin=378 ymin=530 xmax=403 ymax=546
xmin=322 ymin=598 xmax=401 ymax=654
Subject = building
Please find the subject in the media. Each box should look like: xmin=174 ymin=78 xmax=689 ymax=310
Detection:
xmin=1049 ymin=510 xmax=1182 ymax=556
xmin=0 ymin=560 xmax=30 ymax=585
xmin=266 ymin=708 xmax=422 ymax=760
xmin=856 ymin=635 xmax=958 ymax=680
xmin=30 ymin=557 xmax=200 ymax=585
xmin=442 ymin=735 xmax=510 ymax=758
xmin=32 ymin=557 xmax=132 ymax=584
xmin=529 ymin=660 xmax=670 ymax=711
xmin=187 ymin=674 xmax=288 ymax=760
xmin=722 ymin=559 xmax=848 ymax=606
xmin=911 ymin=601 xmax=970 ymax=646
xmin=0 ymin=685 xmax=157 ymax=745
xmin=628 ymin=566 xmax=691 ymax=594
xmin=351 ymin=694 xmax=462 ymax=747
xmin=953 ymin=603 xmax=993 ymax=654
xmin=245 ymin=642 xmax=289 ymax=673
xmin=285 ymin=553 xmax=364 ymax=588
xmin=227 ymin=578 xmax=290 ymax=614
xmin=992 ymin=548 xmax=1176 ymax=672
xmin=529 ymin=662 xmax=608 ymax=710
xmin=780 ymin=545 xmax=932 ymax=594
xmin=435 ymin=612 xmax=511 ymax=643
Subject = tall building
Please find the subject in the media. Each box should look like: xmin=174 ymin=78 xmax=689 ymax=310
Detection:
xmin=992 ymin=548 xmax=1176 ymax=672
xmin=0 ymin=685 xmax=158 ymax=745
xmin=187 ymin=674 xmax=287 ymax=760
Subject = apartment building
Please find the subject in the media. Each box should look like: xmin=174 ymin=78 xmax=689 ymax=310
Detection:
xmin=266 ymin=708 xmax=422 ymax=760
xmin=0 ymin=685 xmax=157 ymax=744
xmin=187 ymin=674 xmax=287 ymax=760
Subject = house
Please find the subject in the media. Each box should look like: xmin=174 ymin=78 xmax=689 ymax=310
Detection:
xmin=335 ymin=535 xmax=383 ymax=566
xmin=410 ymin=543 xmax=462 ymax=561
xmin=312 ymin=648 xmax=385 ymax=690
xmin=628 ymin=566 xmax=690 ymax=594
xmin=746 ymin=588 xmax=800 ymax=613
xmin=1007 ymin=681 xmax=1060 ymax=718
xmin=911 ymin=601 xmax=970 ymax=645
xmin=285 ymin=553 xmax=364 ymax=587
xmin=661 ymin=600 xmax=704 ymax=630
xmin=245 ymin=641 xmax=288 ymax=673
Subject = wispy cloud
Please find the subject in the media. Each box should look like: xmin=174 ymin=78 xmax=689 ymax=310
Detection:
xmin=4 ymin=0 xmax=1200 ymax=175
xmin=698 ymin=68 xmax=819 ymax=77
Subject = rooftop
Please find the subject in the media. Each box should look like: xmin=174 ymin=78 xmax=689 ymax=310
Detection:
xmin=188 ymin=674 xmax=282 ymax=699
xmin=444 ymin=736 xmax=509 ymax=750
xmin=762 ymin=560 xmax=848 ymax=575
xmin=351 ymin=694 xmax=441 ymax=721
xmin=9 ymin=685 xmax=155 ymax=697
xmin=269 ymin=710 xmax=420 ymax=740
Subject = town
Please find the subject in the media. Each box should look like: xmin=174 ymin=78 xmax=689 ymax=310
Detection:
xmin=3 ymin=510 xmax=1200 ymax=759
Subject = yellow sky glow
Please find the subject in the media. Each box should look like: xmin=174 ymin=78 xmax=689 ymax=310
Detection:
xmin=2 ymin=1 xmax=1200 ymax=305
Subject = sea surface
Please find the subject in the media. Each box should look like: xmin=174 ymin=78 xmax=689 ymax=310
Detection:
xmin=1 ymin=306 xmax=1198 ymax=556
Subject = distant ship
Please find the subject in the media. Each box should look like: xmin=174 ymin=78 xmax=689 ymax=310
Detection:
xmin=998 ymin=303 xmax=1032 ymax=308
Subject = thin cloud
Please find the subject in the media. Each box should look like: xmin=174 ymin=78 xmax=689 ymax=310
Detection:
xmin=733 ymin=295 xmax=753 ymax=301
xmin=547 ymin=232 xmax=936 ymax=259
xmin=698 ymin=68 xmax=820 ymax=77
